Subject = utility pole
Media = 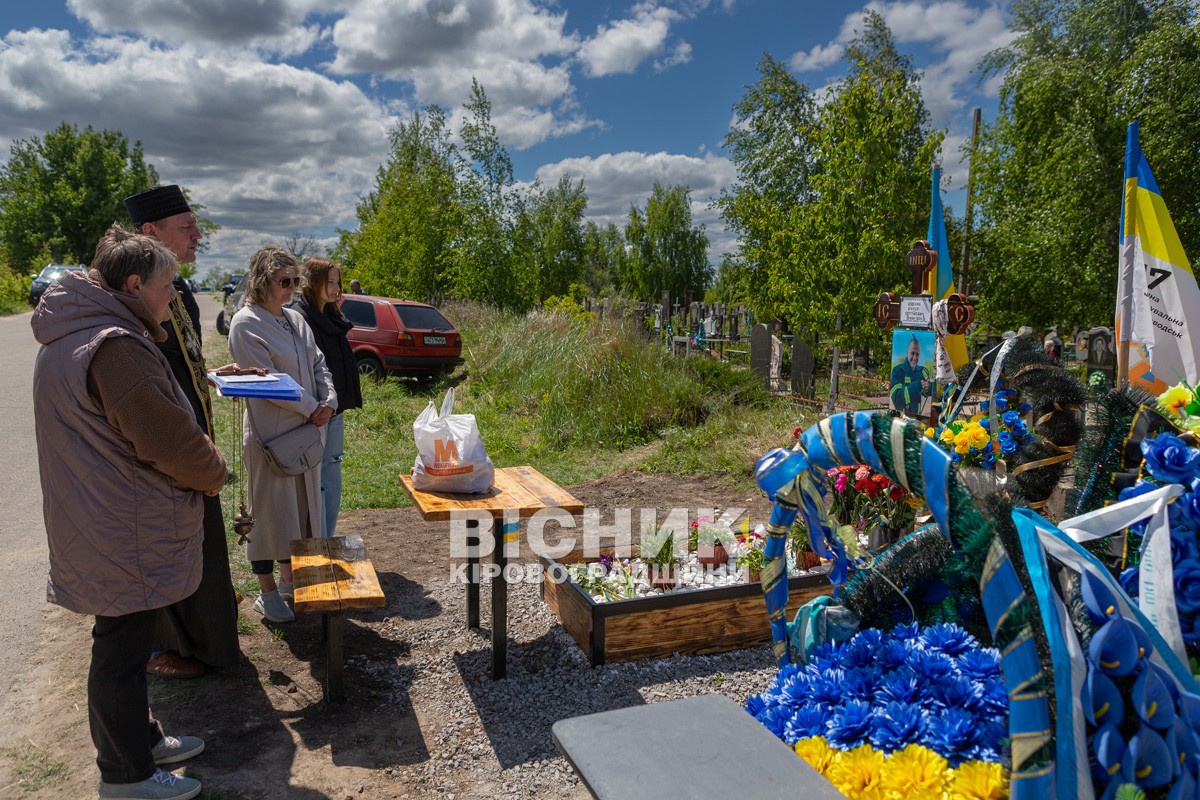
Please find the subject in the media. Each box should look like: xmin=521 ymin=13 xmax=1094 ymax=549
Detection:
xmin=959 ymin=107 xmax=981 ymax=294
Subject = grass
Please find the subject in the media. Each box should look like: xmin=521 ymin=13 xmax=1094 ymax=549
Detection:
xmin=0 ymin=743 xmax=67 ymax=794
xmin=202 ymin=301 xmax=807 ymax=549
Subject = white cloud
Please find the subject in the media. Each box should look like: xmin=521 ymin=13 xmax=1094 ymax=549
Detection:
xmin=66 ymin=0 xmax=328 ymax=55
xmin=0 ymin=29 xmax=395 ymax=270
xmin=577 ymin=5 xmax=680 ymax=77
xmin=530 ymin=150 xmax=739 ymax=258
xmin=785 ymin=1 xmax=1014 ymax=189
xmin=654 ymin=40 xmax=692 ymax=72
xmin=328 ymin=0 xmax=588 ymax=148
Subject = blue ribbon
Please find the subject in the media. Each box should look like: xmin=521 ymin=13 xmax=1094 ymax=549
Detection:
xmin=921 ymin=437 xmax=952 ymax=541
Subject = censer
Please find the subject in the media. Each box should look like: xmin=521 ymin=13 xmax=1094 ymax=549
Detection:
xmin=230 ymin=395 xmax=255 ymax=544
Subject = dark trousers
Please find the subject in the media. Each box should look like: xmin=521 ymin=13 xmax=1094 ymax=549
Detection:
xmin=89 ymin=609 xmax=165 ymax=784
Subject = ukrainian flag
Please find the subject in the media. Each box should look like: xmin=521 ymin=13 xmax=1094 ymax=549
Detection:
xmin=1116 ymin=121 xmax=1199 ymax=391
xmin=928 ymin=166 xmax=967 ymax=369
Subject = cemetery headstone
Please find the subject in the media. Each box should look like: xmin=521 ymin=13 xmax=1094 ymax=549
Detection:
xmin=750 ymin=323 xmax=772 ymax=389
xmin=1086 ymin=326 xmax=1116 ymax=381
xmin=791 ymin=338 xmax=816 ymax=398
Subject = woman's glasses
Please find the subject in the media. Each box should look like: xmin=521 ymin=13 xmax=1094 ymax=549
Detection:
xmin=275 ymin=276 xmax=295 ymax=288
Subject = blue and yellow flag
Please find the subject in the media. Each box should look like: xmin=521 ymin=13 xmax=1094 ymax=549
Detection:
xmin=928 ymin=166 xmax=967 ymax=369
xmin=1117 ymin=121 xmax=1199 ymax=392
xmin=928 ymin=165 xmax=954 ymax=299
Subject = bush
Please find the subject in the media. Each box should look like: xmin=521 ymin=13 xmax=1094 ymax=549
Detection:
xmin=0 ymin=265 xmax=28 ymax=314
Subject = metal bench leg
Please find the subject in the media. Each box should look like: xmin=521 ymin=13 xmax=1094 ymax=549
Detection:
xmin=466 ymin=518 xmax=480 ymax=630
xmin=491 ymin=517 xmax=519 ymax=679
xmin=324 ymin=611 xmax=345 ymax=703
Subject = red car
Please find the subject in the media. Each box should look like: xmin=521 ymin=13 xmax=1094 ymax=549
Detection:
xmin=337 ymin=295 xmax=464 ymax=380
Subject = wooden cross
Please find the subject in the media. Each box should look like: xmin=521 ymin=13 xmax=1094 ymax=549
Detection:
xmin=906 ymin=240 xmax=938 ymax=295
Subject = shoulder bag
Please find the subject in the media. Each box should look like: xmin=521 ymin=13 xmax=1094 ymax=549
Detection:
xmin=246 ymin=400 xmax=324 ymax=477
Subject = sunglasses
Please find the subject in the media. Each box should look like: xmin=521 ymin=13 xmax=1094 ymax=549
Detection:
xmin=275 ymin=276 xmax=296 ymax=288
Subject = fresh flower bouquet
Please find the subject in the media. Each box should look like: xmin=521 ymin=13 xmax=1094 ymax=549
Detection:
xmin=1159 ymin=380 xmax=1200 ymax=434
xmin=925 ymin=386 xmax=1035 ymax=471
xmin=826 ymin=465 xmax=920 ymax=535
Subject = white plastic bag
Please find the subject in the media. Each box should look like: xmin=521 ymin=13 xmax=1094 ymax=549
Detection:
xmin=412 ymin=387 xmax=495 ymax=493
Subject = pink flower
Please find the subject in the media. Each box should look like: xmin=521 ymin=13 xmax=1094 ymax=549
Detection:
xmin=826 ymin=467 xmax=840 ymax=479
xmin=835 ymin=474 xmax=848 ymax=493
xmin=855 ymin=466 xmax=870 ymax=483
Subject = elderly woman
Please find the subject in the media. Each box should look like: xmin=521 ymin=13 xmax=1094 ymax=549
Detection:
xmin=228 ymin=246 xmax=336 ymax=623
xmin=294 ymin=258 xmax=363 ymax=537
xmin=33 ymin=224 xmax=226 ymax=800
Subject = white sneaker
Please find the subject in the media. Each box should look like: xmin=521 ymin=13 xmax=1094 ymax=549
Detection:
xmin=152 ymin=735 xmax=205 ymax=765
xmin=98 ymin=768 xmax=201 ymax=799
xmin=252 ymin=590 xmax=294 ymax=623
xmin=277 ymin=580 xmax=294 ymax=600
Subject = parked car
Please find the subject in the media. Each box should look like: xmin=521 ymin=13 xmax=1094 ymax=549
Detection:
xmin=338 ymin=295 xmax=463 ymax=380
xmin=28 ymin=264 xmax=85 ymax=306
xmin=221 ymin=273 xmax=245 ymax=296
xmin=215 ymin=273 xmax=247 ymax=335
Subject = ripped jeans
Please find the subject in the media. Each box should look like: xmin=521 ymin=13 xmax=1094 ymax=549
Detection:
xmin=320 ymin=412 xmax=345 ymax=537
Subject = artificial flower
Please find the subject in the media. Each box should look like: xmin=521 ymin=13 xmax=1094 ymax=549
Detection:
xmin=1160 ymin=384 xmax=1195 ymax=416
xmin=826 ymin=700 xmax=875 ymax=749
xmin=878 ymin=744 xmax=950 ymax=798
xmin=826 ymin=745 xmax=886 ymax=800
xmin=947 ymin=760 xmax=1009 ymax=800
xmin=794 ymin=736 xmax=835 ymax=774
xmin=868 ymin=701 xmax=928 ymax=753
xmin=1141 ymin=432 xmax=1200 ymax=484
xmin=923 ymin=708 xmax=981 ymax=766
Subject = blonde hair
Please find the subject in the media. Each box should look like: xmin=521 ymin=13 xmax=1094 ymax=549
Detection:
xmin=245 ymin=245 xmax=299 ymax=306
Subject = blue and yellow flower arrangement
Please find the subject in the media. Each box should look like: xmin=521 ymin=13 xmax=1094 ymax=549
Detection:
xmin=924 ymin=386 xmax=1034 ymax=470
xmin=745 ymin=622 xmax=1010 ymax=799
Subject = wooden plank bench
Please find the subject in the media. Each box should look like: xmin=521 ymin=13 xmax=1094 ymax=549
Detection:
xmin=290 ymin=534 xmax=385 ymax=702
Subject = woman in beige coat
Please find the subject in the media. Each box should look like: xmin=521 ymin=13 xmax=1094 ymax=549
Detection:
xmin=228 ymin=246 xmax=336 ymax=623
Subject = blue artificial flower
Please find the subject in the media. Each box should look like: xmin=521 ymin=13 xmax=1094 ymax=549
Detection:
xmin=980 ymin=449 xmax=997 ymax=470
xmin=1171 ymin=526 xmax=1200 ymax=564
xmin=890 ymin=621 xmax=922 ymax=643
xmin=920 ymin=623 xmax=978 ymax=656
xmin=906 ymin=649 xmax=957 ymax=686
xmin=1119 ymin=566 xmax=1140 ymax=599
xmin=777 ymin=670 xmax=814 ymax=709
xmin=745 ymin=694 xmax=768 ymax=718
xmin=877 ymin=668 xmax=924 ymax=704
xmin=825 ymin=700 xmax=874 ymax=749
xmin=784 ymin=705 xmax=832 ymax=745
xmin=1010 ymin=420 xmax=1029 ymax=439
xmin=1119 ymin=481 xmax=1157 ymax=503
xmin=951 ymin=451 xmax=963 ymax=464
xmin=808 ymin=668 xmax=845 ymax=707
xmin=999 ymin=431 xmax=1018 ymax=455
xmin=956 ymin=648 xmax=1002 ymax=681
xmin=809 ymin=640 xmax=843 ymax=669
xmin=979 ymin=400 xmax=990 ymax=412
xmin=922 ymin=707 xmax=982 ymax=765
xmin=1020 ymin=402 xmax=1033 ymax=414
xmin=929 ymin=674 xmax=983 ymax=712
xmin=976 ymin=677 xmax=1010 ymax=716
xmin=1174 ymin=558 xmax=1200 ymax=614
xmin=868 ymin=701 xmax=928 ymax=753
xmin=754 ymin=702 xmax=794 ymax=740
xmin=842 ymin=637 xmax=879 ymax=670
xmin=852 ymin=627 xmax=885 ymax=651
xmin=1172 ymin=491 xmax=1200 ymax=534
xmin=1141 ymin=433 xmax=1200 ymax=484
xmin=995 ymin=394 xmax=1009 ymax=412
xmin=875 ymin=639 xmax=911 ymax=671
xmin=979 ymin=417 xmax=991 ymax=431
xmin=840 ymin=668 xmax=881 ymax=701
xmin=1001 ymin=410 xmax=1020 ymax=428
xmin=976 ymin=719 xmax=1010 ymax=760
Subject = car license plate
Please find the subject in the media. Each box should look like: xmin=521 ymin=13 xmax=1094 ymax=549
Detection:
xmin=424 ymin=336 xmax=446 ymax=345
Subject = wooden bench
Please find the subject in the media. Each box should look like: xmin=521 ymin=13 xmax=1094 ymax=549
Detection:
xmin=290 ymin=534 xmax=385 ymax=702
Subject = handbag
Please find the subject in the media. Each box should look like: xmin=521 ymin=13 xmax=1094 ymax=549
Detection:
xmin=246 ymin=401 xmax=324 ymax=477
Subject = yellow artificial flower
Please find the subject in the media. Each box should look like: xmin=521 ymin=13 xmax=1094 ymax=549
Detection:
xmin=1160 ymin=384 xmax=1194 ymax=416
xmin=925 ymin=427 xmax=936 ymax=439
xmin=879 ymin=744 xmax=949 ymax=799
xmin=795 ymin=736 xmax=835 ymax=775
xmin=827 ymin=744 xmax=886 ymax=800
xmin=955 ymin=441 xmax=970 ymax=456
xmin=971 ymin=427 xmax=991 ymax=448
xmin=947 ymin=760 xmax=1009 ymax=800
xmin=940 ymin=428 xmax=956 ymax=444
xmin=954 ymin=430 xmax=972 ymax=447
xmin=970 ymin=413 xmax=984 ymax=423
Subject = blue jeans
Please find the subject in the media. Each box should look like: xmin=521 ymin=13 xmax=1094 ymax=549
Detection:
xmin=320 ymin=413 xmax=345 ymax=537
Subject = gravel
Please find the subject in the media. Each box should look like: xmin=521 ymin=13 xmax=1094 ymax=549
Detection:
xmin=375 ymin=572 xmax=783 ymax=799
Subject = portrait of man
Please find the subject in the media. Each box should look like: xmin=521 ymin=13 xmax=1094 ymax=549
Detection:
xmin=889 ymin=329 xmax=936 ymax=418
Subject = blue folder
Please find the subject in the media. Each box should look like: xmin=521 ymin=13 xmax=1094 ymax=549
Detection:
xmin=208 ymin=372 xmax=303 ymax=401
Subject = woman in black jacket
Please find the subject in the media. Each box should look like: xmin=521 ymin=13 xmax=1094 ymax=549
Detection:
xmin=296 ymin=258 xmax=364 ymax=536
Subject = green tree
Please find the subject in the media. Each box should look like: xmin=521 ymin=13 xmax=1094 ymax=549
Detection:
xmin=525 ymin=174 xmax=588 ymax=301
xmin=739 ymin=13 xmax=942 ymax=352
xmin=448 ymin=80 xmax=534 ymax=309
xmin=714 ymin=54 xmax=820 ymax=316
xmin=580 ymin=220 xmax=625 ymax=295
xmin=0 ymin=122 xmax=158 ymax=271
xmin=348 ymin=106 xmax=461 ymax=302
xmin=971 ymin=0 xmax=1200 ymax=331
xmin=622 ymin=182 xmax=711 ymax=301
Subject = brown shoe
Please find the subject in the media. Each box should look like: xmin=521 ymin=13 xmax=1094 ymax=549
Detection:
xmin=146 ymin=651 xmax=205 ymax=679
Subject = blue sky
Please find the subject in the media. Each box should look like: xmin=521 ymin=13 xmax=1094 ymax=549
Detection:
xmin=0 ymin=1 xmax=1014 ymax=276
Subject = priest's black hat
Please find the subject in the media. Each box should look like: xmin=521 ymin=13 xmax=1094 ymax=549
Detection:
xmin=124 ymin=185 xmax=191 ymax=227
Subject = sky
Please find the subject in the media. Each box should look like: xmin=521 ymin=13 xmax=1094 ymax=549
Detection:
xmin=0 ymin=0 xmax=1016 ymax=278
